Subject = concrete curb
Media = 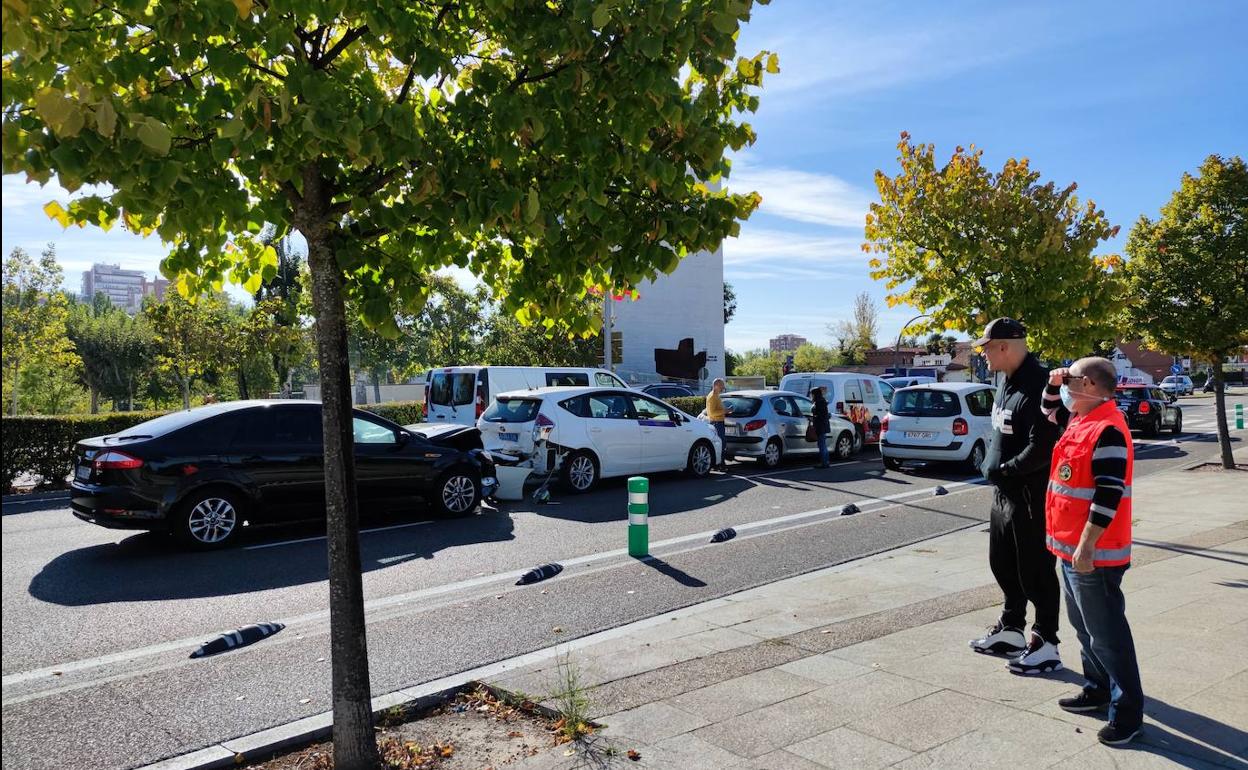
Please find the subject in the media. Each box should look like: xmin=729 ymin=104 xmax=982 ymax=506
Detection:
xmin=2 ymin=489 xmax=69 ymax=503
xmin=1 ymin=490 xmax=70 ymax=515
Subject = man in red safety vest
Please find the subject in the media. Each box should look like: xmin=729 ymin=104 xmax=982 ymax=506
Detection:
xmin=1041 ymin=356 xmax=1145 ymax=747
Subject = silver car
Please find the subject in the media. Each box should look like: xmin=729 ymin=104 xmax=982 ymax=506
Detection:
xmin=709 ymin=390 xmax=858 ymax=468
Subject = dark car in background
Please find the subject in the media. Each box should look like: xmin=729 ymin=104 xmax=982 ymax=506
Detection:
xmin=1115 ymin=385 xmax=1182 ymax=437
xmin=640 ymin=383 xmax=698 ymax=399
xmin=70 ymin=401 xmax=497 ymax=549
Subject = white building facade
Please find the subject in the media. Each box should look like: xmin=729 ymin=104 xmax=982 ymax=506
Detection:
xmin=607 ymin=245 xmax=726 ymax=392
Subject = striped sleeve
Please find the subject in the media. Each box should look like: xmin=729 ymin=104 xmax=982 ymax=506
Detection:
xmin=1041 ymin=383 xmax=1064 ymax=424
xmin=1089 ymin=426 xmax=1129 ymax=527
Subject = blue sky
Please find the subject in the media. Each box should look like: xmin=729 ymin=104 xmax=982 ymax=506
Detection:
xmin=3 ymin=0 xmax=1245 ymax=351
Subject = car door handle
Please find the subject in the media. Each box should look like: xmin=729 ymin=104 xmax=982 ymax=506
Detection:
xmin=590 ymin=427 xmax=603 ymax=433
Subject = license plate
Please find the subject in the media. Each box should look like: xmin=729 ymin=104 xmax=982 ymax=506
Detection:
xmin=726 ymin=425 xmax=740 ymax=436
xmin=75 ymin=465 xmax=92 ymax=481
xmin=498 ymin=432 xmax=519 ymax=442
xmin=904 ymin=431 xmax=936 ymax=439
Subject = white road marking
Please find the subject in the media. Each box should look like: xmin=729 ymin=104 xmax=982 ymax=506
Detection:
xmin=0 ymin=477 xmax=983 ymax=694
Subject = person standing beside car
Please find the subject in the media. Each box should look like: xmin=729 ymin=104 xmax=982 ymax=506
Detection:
xmin=1042 ymin=357 xmax=1145 ymax=747
xmin=968 ymin=318 xmax=1064 ymax=675
xmin=811 ymin=386 xmax=832 ymax=467
xmin=706 ymin=378 xmax=727 ymax=471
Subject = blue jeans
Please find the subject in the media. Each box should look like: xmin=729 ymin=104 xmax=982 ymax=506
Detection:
xmin=815 ymin=433 xmax=829 ymax=464
xmin=1060 ymin=560 xmax=1144 ymax=726
xmin=712 ymin=421 xmax=726 ymax=466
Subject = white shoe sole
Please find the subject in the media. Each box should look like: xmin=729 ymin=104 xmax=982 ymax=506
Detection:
xmin=970 ymin=641 xmax=1027 ymax=656
xmin=1008 ymin=660 xmax=1063 ymax=675
xmin=1099 ymin=728 xmax=1142 ymax=746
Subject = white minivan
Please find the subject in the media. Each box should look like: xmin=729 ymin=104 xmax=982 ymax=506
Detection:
xmin=423 ymin=366 xmax=631 ymax=425
xmin=779 ymin=372 xmax=896 ymax=449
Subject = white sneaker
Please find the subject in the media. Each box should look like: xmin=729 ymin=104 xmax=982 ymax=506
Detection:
xmin=969 ymin=622 xmax=1027 ymax=656
xmin=1008 ymin=633 xmax=1062 ymax=674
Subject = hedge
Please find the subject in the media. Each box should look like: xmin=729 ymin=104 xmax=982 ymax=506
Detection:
xmin=2 ymin=411 xmax=167 ymax=490
xmin=665 ymin=396 xmax=709 ymax=416
xmin=357 ymin=400 xmax=425 ymax=426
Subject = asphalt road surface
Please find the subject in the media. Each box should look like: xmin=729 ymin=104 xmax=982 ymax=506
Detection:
xmin=1 ymin=394 xmax=1240 ymax=770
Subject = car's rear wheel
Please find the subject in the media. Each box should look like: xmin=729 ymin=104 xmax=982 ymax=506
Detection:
xmin=561 ymin=450 xmax=599 ymax=493
xmin=1171 ymin=411 xmax=1183 ymax=435
xmin=1144 ymin=415 xmax=1160 ymax=438
xmin=762 ymin=438 xmax=783 ymax=468
xmin=883 ymin=456 xmax=903 ymax=471
xmin=687 ymin=440 xmax=715 ymax=478
xmin=966 ymin=441 xmax=986 ymax=473
xmin=175 ymin=488 xmax=243 ymax=550
xmin=433 ymin=469 xmax=480 ymax=517
xmin=834 ymin=430 xmax=854 ymax=460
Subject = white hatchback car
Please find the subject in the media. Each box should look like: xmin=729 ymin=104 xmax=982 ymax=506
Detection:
xmin=477 ymin=386 xmax=721 ymax=492
xmin=880 ymin=383 xmax=995 ymax=472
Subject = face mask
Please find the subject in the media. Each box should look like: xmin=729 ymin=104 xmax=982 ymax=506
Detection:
xmin=1060 ymin=384 xmax=1108 ymax=410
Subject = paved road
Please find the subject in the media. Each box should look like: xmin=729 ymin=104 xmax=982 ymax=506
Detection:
xmin=1 ymin=394 xmax=1240 ymax=770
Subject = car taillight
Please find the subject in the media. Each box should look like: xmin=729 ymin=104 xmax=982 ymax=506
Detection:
xmin=476 ymin=379 xmax=487 ymax=419
xmin=952 ymin=418 xmax=969 ymax=436
xmin=1138 ymin=401 xmax=1151 ymax=415
xmin=882 ymin=415 xmax=890 ymax=433
xmin=744 ymin=419 xmax=767 ymax=432
xmin=93 ymin=450 xmax=143 ymax=470
xmin=536 ymin=413 xmax=555 ymax=428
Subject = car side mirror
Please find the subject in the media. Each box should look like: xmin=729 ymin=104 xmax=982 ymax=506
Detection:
xmin=1167 ymin=395 xmax=1177 ymax=404
xmin=397 ymin=430 xmax=412 ymax=445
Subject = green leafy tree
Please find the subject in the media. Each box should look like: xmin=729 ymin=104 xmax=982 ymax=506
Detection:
xmin=1124 ymin=154 xmax=1248 ymax=469
xmin=144 ymin=292 xmax=231 ymax=409
xmin=793 ymin=342 xmax=834 ymax=373
xmin=827 ymin=291 xmax=878 ymax=365
xmin=734 ymin=347 xmax=784 ymax=385
xmin=481 ymin=299 xmax=600 ymax=367
xmin=723 ymin=281 xmax=737 ymax=324
xmin=2 ymin=244 xmax=79 ymax=415
xmin=247 ymin=298 xmax=312 ymax=398
xmin=865 ymin=133 xmax=1125 ymax=360
xmin=4 ymin=3 xmax=771 ymax=765
xmin=924 ymin=332 xmax=958 ymax=357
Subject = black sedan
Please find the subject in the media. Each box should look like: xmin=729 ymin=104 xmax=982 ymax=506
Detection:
xmin=70 ymin=400 xmax=497 ymax=549
xmin=1114 ymin=385 xmax=1182 ymax=437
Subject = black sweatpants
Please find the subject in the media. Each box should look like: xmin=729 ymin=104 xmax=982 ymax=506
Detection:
xmin=988 ymin=482 xmax=1061 ymax=644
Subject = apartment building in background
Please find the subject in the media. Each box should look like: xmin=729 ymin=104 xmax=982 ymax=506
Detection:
xmin=769 ymin=333 xmax=808 ymax=354
xmin=81 ymin=263 xmax=170 ymax=313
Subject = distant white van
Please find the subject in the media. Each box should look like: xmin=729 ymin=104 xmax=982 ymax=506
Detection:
xmin=778 ymin=372 xmax=897 ymax=448
xmin=423 ymin=366 xmax=631 ymax=425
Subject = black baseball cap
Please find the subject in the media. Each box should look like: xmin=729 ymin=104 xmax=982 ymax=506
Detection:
xmin=973 ymin=317 xmax=1027 ymax=347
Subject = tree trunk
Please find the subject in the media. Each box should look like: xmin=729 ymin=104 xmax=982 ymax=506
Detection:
xmin=127 ymin=380 xmax=135 ymax=412
xmin=90 ymin=385 xmax=99 ymax=414
xmin=302 ymin=205 xmax=382 ymax=770
xmin=372 ymin=371 xmax=381 ymax=404
xmin=1212 ymin=361 xmax=1235 ymax=469
xmin=181 ymin=377 xmax=191 ymax=411
xmin=9 ymin=362 xmax=19 ymax=416
xmin=238 ymin=367 xmax=250 ymax=400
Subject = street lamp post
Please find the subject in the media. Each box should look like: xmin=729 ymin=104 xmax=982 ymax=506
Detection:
xmin=894 ymin=313 xmax=931 ymax=377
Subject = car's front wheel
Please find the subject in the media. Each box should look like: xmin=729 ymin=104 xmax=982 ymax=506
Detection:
xmin=433 ymin=469 xmax=480 ymax=517
xmin=175 ymin=488 xmax=244 ymax=550
xmin=762 ymin=438 xmax=782 ymax=468
xmin=966 ymin=441 xmax=986 ymax=473
xmin=561 ymin=450 xmax=599 ymax=493
xmin=1171 ymin=411 xmax=1183 ymax=435
xmin=883 ymin=456 xmax=903 ymax=471
xmin=687 ymin=440 xmax=715 ymax=478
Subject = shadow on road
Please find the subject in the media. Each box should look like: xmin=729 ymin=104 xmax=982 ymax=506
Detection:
xmin=27 ymin=508 xmax=516 ymax=606
xmin=1132 ymin=697 xmax=1248 ymax=768
xmin=632 ymin=555 xmax=708 ymax=587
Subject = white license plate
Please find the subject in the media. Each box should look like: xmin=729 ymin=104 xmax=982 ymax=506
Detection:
xmin=904 ymin=431 xmax=936 ymax=440
xmin=498 ymin=432 xmax=519 ymax=442
xmin=725 ymin=425 xmax=740 ymax=436
xmin=75 ymin=465 xmax=91 ymax=480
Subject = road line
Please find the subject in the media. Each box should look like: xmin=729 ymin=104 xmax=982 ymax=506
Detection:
xmin=1 ymin=477 xmax=983 ymax=692
xmin=717 ymin=459 xmax=861 ymax=483
xmin=242 ymin=520 xmax=432 ymax=550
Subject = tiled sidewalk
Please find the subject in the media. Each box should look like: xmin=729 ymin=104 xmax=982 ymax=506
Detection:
xmin=496 ymin=456 xmax=1248 ymax=769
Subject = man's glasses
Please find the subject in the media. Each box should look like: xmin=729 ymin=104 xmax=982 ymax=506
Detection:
xmin=1061 ymin=374 xmax=1088 ymax=385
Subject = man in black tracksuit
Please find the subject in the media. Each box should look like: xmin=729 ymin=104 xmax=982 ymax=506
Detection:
xmin=969 ymin=318 xmax=1064 ymax=674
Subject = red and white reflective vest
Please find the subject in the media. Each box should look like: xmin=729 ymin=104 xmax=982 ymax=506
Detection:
xmin=1045 ymin=399 xmax=1134 ymax=567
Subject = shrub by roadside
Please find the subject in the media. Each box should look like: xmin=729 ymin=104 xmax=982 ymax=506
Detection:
xmin=358 ymin=400 xmax=425 ymax=426
xmin=2 ymin=411 xmax=166 ymax=490
xmin=665 ymin=395 xmax=708 ymax=416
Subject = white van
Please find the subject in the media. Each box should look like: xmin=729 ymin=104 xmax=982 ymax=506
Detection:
xmin=778 ymin=372 xmax=896 ymax=448
xmin=423 ymin=366 xmax=631 ymax=425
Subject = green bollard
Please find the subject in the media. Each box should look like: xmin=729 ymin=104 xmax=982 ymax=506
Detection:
xmin=628 ymin=476 xmax=649 ymax=557
xmin=1237 ymin=403 xmax=1244 ymax=430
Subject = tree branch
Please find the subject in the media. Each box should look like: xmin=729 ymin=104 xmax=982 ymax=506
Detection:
xmin=317 ymin=25 xmax=369 ymax=69
xmin=246 ymin=59 xmax=286 ymax=81
xmin=508 ymin=60 xmax=573 ymax=91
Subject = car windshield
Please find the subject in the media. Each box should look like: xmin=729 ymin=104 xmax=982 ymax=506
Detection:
xmin=430 ymin=372 xmax=475 ymax=406
xmin=482 ymin=398 xmax=542 ymax=423
xmin=890 ymin=389 xmax=960 ymax=417
xmin=722 ymin=396 xmax=762 ymax=417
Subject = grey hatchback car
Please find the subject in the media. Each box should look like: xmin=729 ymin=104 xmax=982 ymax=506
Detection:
xmin=707 ymin=390 xmax=858 ymax=468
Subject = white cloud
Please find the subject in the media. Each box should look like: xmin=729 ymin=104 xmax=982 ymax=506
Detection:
xmin=2 ymin=174 xmax=112 ymax=212
xmin=725 ymin=161 xmax=872 ymax=228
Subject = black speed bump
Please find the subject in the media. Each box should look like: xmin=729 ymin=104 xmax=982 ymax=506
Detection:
xmin=840 ymin=503 xmax=860 ymax=516
xmin=709 ymin=527 xmax=737 ymax=543
xmin=516 ymin=563 xmax=563 ymax=585
xmin=190 ymin=622 xmax=285 ymax=659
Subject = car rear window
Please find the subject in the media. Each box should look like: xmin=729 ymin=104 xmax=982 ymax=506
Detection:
xmin=722 ymin=396 xmax=762 ymax=417
xmin=1115 ymin=388 xmax=1143 ymax=400
xmin=546 ymin=372 xmax=590 ymax=387
xmin=890 ymin=389 xmax=960 ymax=417
xmin=482 ymin=397 xmax=542 ymax=423
xmin=109 ymin=403 xmax=251 ymax=439
xmin=430 ymin=372 xmax=476 ymax=406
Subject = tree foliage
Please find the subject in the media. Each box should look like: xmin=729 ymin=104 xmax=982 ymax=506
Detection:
xmin=865 ymin=133 xmax=1125 ymax=359
xmin=2 ymin=245 xmax=79 ymax=415
xmin=723 ymin=281 xmax=737 ymax=324
xmin=828 ymin=291 xmax=878 ymax=365
xmin=793 ymin=342 xmax=835 ymax=373
xmin=1124 ymin=154 xmax=1248 ymax=468
xmin=143 ymin=292 xmax=232 ymax=410
xmin=733 ymin=347 xmax=784 ymax=385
